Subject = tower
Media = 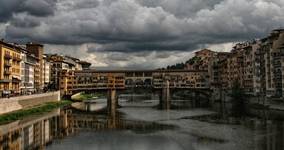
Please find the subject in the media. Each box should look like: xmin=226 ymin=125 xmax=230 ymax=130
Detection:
xmin=26 ymin=43 xmax=44 ymax=91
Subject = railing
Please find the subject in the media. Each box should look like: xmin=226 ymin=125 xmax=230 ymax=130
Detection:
xmin=70 ymin=84 xmax=209 ymax=90
xmin=4 ymin=62 xmax=12 ymax=67
xmin=13 ymin=56 xmax=22 ymax=61
xmin=4 ymin=70 xmax=11 ymax=75
xmin=4 ymin=54 xmax=12 ymax=59
xmin=0 ymin=79 xmax=11 ymax=83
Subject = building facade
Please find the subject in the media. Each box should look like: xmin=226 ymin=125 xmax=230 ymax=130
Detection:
xmin=212 ymin=42 xmax=262 ymax=96
xmin=48 ymin=55 xmax=76 ymax=90
xmin=209 ymin=29 xmax=284 ymax=98
xmin=0 ymin=40 xmax=91 ymax=96
xmin=263 ymin=29 xmax=284 ymax=97
xmin=26 ymin=43 xmax=44 ymax=91
xmin=20 ymin=51 xmax=38 ymax=93
xmin=184 ymin=49 xmax=217 ymax=88
xmin=0 ymin=41 xmax=22 ymax=96
xmin=43 ymin=55 xmax=51 ymax=90
xmin=47 ymin=54 xmax=90 ymax=90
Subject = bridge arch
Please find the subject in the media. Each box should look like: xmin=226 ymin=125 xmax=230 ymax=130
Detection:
xmin=170 ymin=89 xmax=213 ymax=107
xmin=144 ymin=79 xmax=152 ymax=86
xmin=135 ymin=79 xmax=144 ymax=86
xmin=125 ymin=79 xmax=134 ymax=86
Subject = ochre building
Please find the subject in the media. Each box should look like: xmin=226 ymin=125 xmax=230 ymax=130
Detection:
xmin=0 ymin=41 xmax=22 ymax=95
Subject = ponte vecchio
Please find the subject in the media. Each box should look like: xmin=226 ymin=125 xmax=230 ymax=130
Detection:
xmin=59 ymin=69 xmax=212 ymax=109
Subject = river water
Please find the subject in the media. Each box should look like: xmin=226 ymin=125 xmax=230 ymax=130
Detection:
xmin=0 ymin=96 xmax=284 ymax=150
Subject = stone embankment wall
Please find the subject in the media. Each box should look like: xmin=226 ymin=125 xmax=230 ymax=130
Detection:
xmin=0 ymin=91 xmax=60 ymax=115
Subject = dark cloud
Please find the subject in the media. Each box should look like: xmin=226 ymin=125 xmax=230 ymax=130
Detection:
xmin=4 ymin=0 xmax=283 ymax=50
xmin=1 ymin=0 xmax=284 ymax=68
xmin=86 ymin=40 xmax=200 ymax=53
xmin=0 ymin=0 xmax=56 ymax=23
xmin=10 ymin=14 xmax=41 ymax=28
xmin=136 ymin=0 xmax=224 ymax=18
xmin=107 ymin=52 xmax=131 ymax=61
xmin=72 ymin=0 xmax=100 ymax=9
xmin=22 ymin=0 xmax=57 ymax=16
xmin=155 ymin=52 xmax=173 ymax=59
xmin=0 ymin=0 xmax=24 ymax=22
xmin=84 ymin=50 xmax=191 ymax=69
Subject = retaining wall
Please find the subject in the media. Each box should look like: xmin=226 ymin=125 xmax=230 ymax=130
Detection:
xmin=0 ymin=91 xmax=60 ymax=115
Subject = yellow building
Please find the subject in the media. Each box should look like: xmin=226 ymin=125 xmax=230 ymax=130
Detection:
xmin=0 ymin=41 xmax=22 ymax=96
xmin=59 ymin=70 xmax=126 ymax=96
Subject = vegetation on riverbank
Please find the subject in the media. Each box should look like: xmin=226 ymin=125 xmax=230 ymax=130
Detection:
xmin=71 ymin=92 xmax=105 ymax=101
xmin=0 ymin=100 xmax=72 ymax=125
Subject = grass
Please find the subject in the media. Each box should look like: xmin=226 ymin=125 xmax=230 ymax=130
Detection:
xmin=71 ymin=92 xmax=105 ymax=101
xmin=0 ymin=100 xmax=72 ymax=125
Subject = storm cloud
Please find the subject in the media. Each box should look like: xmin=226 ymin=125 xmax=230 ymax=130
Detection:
xmin=0 ymin=0 xmax=57 ymax=22
xmin=0 ymin=0 xmax=283 ymax=68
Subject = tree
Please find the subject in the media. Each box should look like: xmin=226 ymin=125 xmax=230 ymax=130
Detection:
xmin=165 ymin=62 xmax=185 ymax=70
xmin=230 ymin=81 xmax=247 ymax=118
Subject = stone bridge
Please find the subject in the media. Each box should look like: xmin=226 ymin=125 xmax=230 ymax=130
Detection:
xmin=60 ymin=70 xmax=212 ymax=109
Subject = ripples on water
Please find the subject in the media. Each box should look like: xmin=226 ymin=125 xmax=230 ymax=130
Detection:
xmin=0 ymin=97 xmax=284 ymax=150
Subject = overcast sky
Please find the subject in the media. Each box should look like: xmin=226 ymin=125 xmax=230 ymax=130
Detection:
xmin=0 ymin=0 xmax=283 ymax=69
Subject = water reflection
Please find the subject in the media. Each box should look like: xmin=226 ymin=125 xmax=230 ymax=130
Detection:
xmin=250 ymin=120 xmax=284 ymax=150
xmin=69 ymin=109 xmax=176 ymax=133
xmin=0 ymin=109 xmax=71 ymax=150
xmin=0 ymin=106 xmax=175 ymax=150
xmin=1 ymin=99 xmax=284 ymax=150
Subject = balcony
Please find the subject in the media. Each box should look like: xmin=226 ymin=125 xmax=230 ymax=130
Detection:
xmin=4 ymin=62 xmax=12 ymax=67
xmin=12 ymin=77 xmax=21 ymax=83
xmin=0 ymin=79 xmax=11 ymax=83
xmin=4 ymin=70 xmax=11 ymax=75
xmin=4 ymin=54 xmax=12 ymax=59
xmin=13 ymin=56 xmax=22 ymax=61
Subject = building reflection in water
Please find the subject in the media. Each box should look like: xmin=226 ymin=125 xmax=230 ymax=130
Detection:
xmin=1 ymin=106 xmax=284 ymax=150
xmin=0 ymin=107 xmax=175 ymax=150
xmin=250 ymin=120 xmax=284 ymax=150
xmin=0 ymin=109 xmax=73 ymax=150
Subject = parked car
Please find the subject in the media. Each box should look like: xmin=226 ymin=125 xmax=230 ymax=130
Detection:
xmin=3 ymin=90 xmax=11 ymax=98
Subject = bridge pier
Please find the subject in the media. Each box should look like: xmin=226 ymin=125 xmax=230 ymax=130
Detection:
xmin=191 ymin=92 xmax=201 ymax=108
xmin=159 ymin=80 xmax=171 ymax=109
xmin=107 ymin=89 xmax=118 ymax=129
xmin=191 ymin=92 xmax=196 ymax=108
xmin=107 ymin=89 xmax=118 ymax=112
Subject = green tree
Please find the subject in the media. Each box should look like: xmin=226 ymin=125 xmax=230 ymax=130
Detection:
xmin=165 ymin=62 xmax=185 ymax=70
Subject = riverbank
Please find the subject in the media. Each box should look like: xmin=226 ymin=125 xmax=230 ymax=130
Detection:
xmin=0 ymin=100 xmax=72 ymax=125
xmin=0 ymin=91 xmax=61 ymax=115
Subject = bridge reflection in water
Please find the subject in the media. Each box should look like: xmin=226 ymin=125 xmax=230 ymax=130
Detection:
xmin=1 ymin=105 xmax=284 ymax=150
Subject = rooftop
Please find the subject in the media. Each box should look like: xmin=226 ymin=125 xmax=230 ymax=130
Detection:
xmin=74 ymin=69 xmax=208 ymax=73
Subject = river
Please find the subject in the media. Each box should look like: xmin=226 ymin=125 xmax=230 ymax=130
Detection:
xmin=0 ymin=95 xmax=283 ymax=150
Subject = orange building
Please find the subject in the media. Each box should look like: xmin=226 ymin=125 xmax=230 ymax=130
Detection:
xmin=0 ymin=41 xmax=22 ymax=96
